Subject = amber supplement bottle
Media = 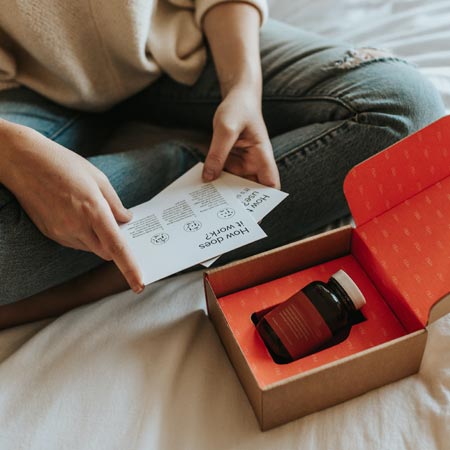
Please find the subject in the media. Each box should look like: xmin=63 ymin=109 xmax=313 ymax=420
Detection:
xmin=255 ymin=270 xmax=366 ymax=363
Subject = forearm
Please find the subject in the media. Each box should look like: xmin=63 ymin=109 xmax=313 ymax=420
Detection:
xmin=203 ymin=2 xmax=262 ymax=98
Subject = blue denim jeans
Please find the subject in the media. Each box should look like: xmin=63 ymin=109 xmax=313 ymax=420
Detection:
xmin=0 ymin=19 xmax=445 ymax=305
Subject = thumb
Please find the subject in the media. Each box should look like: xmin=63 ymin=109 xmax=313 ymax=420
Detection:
xmin=203 ymin=122 xmax=240 ymax=182
xmin=100 ymin=182 xmax=132 ymax=223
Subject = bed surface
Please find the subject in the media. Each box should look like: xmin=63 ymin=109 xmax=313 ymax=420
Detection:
xmin=1 ymin=1 xmax=449 ymax=449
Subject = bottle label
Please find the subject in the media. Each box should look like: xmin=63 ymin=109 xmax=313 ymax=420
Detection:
xmin=264 ymin=291 xmax=333 ymax=359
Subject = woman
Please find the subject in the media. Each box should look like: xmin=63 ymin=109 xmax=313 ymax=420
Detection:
xmin=0 ymin=0 xmax=445 ymax=328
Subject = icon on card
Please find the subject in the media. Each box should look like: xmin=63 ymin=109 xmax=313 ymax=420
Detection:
xmin=184 ymin=220 xmax=202 ymax=232
xmin=217 ymin=208 xmax=235 ymax=219
xmin=151 ymin=233 xmax=169 ymax=245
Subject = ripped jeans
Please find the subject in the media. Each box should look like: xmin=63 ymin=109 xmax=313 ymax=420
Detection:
xmin=0 ymin=19 xmax=445 ymax=304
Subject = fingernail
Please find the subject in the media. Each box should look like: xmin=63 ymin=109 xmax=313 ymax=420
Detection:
xmin=133 ymin=284 xmax=144 ymax=294
xmin=203 ymin=168 xmax=215 ymax=182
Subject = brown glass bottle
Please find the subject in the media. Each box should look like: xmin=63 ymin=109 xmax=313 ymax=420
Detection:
xmin=255 ymin=270 xmax=366 ymax=363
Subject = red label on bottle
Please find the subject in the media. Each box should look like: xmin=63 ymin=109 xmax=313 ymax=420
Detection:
xmin=264 ymin=291 xmax=333 ymax=359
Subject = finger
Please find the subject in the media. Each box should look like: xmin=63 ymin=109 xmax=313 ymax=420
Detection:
xmin=223 ymin=153 xmax=248 ymax=177
xmin=58 ymin=233 xmax=111 ymax=261
xmin=98 ymin=175 xmax=133 ymax=223
xmin=93 ymin=201 xmax=144 ymax=293
xmin=72 ymin=239 xmax=91 ymax=252
xmin=256 ymin=146 xmax=281 ymax=189
xmin=54 ymin=227 xmax=113 ymax=261
xmin=203 ymin=121 xmax=241 ymax=182
xmin=56 ymin=237 xmax=91 ymax=252
xmin=257 ymin=159 xmax=281 ymax=189
xmin=79 ymin=229 xmax=113 ymax=261
xmin=224 ymin=147 xmax=280 ymax=188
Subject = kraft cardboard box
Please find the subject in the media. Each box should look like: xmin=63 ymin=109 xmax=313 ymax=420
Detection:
xmin=203 ymin=115 xmax=450 ymax=430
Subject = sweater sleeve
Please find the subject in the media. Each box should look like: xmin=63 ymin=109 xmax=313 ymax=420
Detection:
xmin=0 ymin=38 xmax=18 ymax=89
xmin=194 ymin=0 xmax=268 ymax=28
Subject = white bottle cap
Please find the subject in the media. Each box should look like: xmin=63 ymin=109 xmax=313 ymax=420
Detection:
xmin=331 ymin=270 xmax=366 ymax=310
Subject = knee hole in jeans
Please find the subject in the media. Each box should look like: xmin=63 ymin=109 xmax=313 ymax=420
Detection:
xmin=323 ymin=47 xmax=409 ymax=71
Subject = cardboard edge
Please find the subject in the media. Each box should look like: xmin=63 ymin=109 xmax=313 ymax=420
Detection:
xmin=260 ymin=329 xmax=427 ymax=430
xmin=428 ymin=291 xmax=450 ymax=325
xmin=204 ymin=277 xmax=263 ymax=424
xmin=265 ymin=329 xmax=424 ymax=390
xmin=205 ymin=226 xmax=353 ymax=297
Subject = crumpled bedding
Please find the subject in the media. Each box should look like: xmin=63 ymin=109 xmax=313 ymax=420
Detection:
xmin=1 ymin=1 xmax=449 ymax=449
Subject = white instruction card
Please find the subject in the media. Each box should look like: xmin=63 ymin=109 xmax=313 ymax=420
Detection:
xmin=201 ymin=172 xmax=289 ymax=266
xmin=120 ymin=163 xmax=267 ymax=285
xmin=223 ymin=171 xmax=289 ymax=222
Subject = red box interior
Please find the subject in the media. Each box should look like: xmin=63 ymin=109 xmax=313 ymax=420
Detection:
xmin=218 ymin=254 xmax=406 ymax=388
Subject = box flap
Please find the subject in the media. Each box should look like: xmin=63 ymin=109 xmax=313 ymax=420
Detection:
xmin=344 ymin=115 xmax=450 ymax=227
xmin=345 ymin=116 xmax=450 ymax=330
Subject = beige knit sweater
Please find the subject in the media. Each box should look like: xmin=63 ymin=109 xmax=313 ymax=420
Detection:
xmin=0 ymin=0 xmax=268 ymax=111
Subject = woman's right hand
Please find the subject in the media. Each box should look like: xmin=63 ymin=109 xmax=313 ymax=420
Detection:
xmin=0 ymin=120 xmax=144 ymax=293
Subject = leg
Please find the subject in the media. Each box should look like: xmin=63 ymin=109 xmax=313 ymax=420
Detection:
xmin=123 ymin=19 xmax=445 ymax=263
xmin=0 ymin=88 xmax=203 ymax=313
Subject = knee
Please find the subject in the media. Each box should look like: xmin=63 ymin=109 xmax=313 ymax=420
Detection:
xmin=353 ymin=58 xmax=446 ymax=140
xmin=383 ymin=62 xmax=444 ymax=136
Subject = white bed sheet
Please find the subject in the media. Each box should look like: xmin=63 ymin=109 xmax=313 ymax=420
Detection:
xmin=1 ymin=1 xmax=449 ymax=449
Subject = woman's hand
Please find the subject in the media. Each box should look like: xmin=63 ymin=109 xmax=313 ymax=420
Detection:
xmin=0 ymin=121 xmax=144 ymax=293
xmin=202 ymin=86 xmax=280 ymax=188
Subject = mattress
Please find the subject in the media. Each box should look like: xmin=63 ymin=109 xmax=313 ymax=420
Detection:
xmin=1 ymin=1 xmax=449 ymax=449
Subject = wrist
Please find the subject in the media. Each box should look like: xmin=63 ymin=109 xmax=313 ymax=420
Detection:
xmin=220 ymin=71 xmax=262 ymax=99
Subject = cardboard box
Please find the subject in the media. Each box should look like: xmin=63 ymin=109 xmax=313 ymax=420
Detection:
xmin=203 ymin=116 xmax=450 ymax=430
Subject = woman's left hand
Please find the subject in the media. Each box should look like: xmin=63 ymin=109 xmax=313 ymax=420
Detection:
xmin=202 ymin=86 xmax=280 ymax=189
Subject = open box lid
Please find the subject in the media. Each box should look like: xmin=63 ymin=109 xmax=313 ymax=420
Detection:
xmin=344 ymin=116 xmax=450 ymax=227
xmin=343 ymin=116 xmax=450 ymax=329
